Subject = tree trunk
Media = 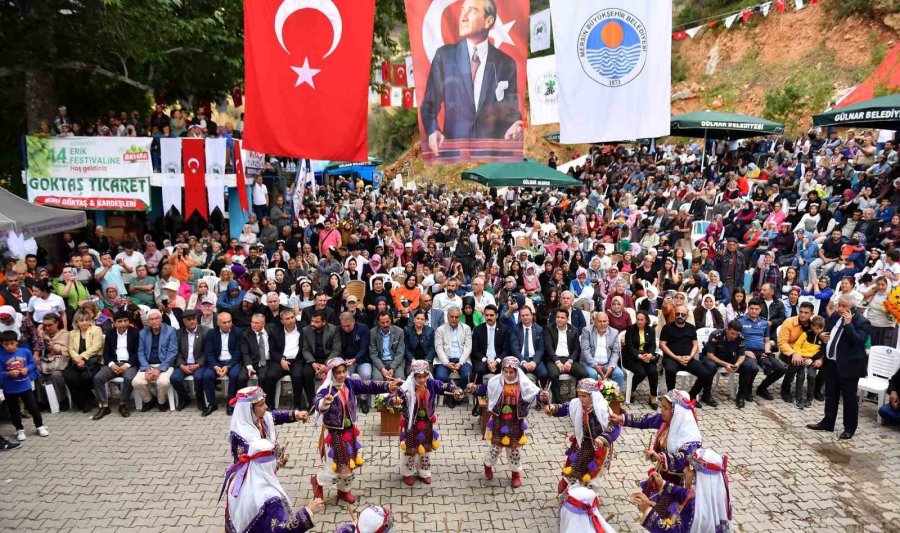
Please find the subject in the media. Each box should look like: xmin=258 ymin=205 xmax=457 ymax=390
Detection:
xmin=24 ymin=69 xmax=55 ymax=133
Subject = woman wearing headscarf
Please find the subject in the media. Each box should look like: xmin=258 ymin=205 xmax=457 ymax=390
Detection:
xmin=569 ymin=268 xmax=590 ymax=298
xmin=227 ymin=386 xmax=308 ymax=465
xmin=606 ymin=296 xmax=632 ymax=332
xmin=559 ymin=485 xmax=617 ymax=533
xmin=334 ymin=505 xmax=394 ymax=533
xmin=692 ymin=295 xmax=724 ymax=330
xmin=544 ymin=378 xmax=621 ymax=493
xmin=362 ymin=254 xmax=386 ymax=285
xmin=222 ymin=439 xmax=323 ymax=533
xmin=522 ymin=263 xmax=542 ymax=300
xmin=459 ymin=296 xmax=483 ymax=329
xmin=610 ymin=390 xmax=702 ymax=487
xmin=143 ymin=241 xmax=164 ymax=275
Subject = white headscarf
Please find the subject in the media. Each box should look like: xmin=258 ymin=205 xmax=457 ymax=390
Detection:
xmin=559 ymin=485 xmax=617 ymax=533
xmin=567 ymin=379 xmax=610 ymax=445
xmin=225 ymin=440 xmax=291 ymax=533
xmin=690 ymin=448 xmax=732 ymax=533
xmin=228 ymin=386 xmax=277 ymax=447
xmin=0 ymin=305 xmax=23 ymax=337
xmin=357 ymin=504 xmax=393 ymax=533
xmin=486 ymin=357 xmax=541 ymax=410
xmin=400 ymin=360 xmax=432 ymax=430
xmin=314 ymin=357 xmax=349 ymax=427
xmin=665 ymin=390 xmax=703 ymax=453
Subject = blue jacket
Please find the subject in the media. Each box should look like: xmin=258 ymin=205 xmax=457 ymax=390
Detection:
xmin=217 ymin=280 xmax=245 ymax=312
xmin=508 ymin=322 xmax=544 ymax=363
xmin=341 ymin=322 xmax=371 ymax=366
xmin=405 ymin=324 xmax=436 ymax=363
xmin=137 ymin=324 xmax=179 ymax=372
xmin=204 ymin=327 xmax=244 ymax=368
xmin=0 ymin=347 xmax=36 ymax=394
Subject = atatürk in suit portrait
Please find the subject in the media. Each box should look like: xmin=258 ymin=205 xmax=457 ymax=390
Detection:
xmin=420 ymin=0 xmax=523 ymax=156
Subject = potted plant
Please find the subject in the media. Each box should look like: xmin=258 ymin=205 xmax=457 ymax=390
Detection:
xmin=373 ymin=393 xmax=402 ymax=436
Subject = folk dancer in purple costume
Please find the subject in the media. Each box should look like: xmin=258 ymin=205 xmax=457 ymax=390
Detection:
xmin=465 ymin=356 xmax=544 ymax=488
xmin=309 ymin=357 xmax=399 ymax=504
xmin=630 ymin=448 xmax=733 ymax=533
xmin=229 ymin=386 xmax=309 ymax=465
xmin=222 ymin=439 xmax=324 ymax=533
xmin=393 ymin=359 xmax=464 ymax=486
xmin=609 ymin=390 xmax=702 ymax=487
xmin=559 ymin=485 xmax=617 ymax=533
xmin=545 ymin=378 xmax=621 ymax=493
xmin=334 ymin=504 xmax=393 ymax=533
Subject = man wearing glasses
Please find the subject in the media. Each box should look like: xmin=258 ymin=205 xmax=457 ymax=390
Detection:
xmin=659 ymin=305 xmax=715 ymax=407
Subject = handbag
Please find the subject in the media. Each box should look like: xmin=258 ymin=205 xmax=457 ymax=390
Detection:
xmin=40 ymin=354 xmax=69 ymax=373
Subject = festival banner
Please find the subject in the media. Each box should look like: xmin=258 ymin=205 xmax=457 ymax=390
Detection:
xmin=527 ymin=55 xmax=559 ymax=125
xmin=233 ymin=139 xmax=250 ymax=213
xmin=26 ymin=176 xmax=150 ymax=211
xmin=550 ymin=0 xmax=672 ymax=143
xmin=182 ymin=138 xmax=208 ymax=220
xmin=241 ymin=146 xmax=266 ymax=179
xmin=405 ymin=56 xmax=416 ymax=88
xmin=390 ymin=86 xmax=404 ymax=107
xmin=530 ymin=8 xmax=552 ymax=52
xmin=405 ymin=0 xmax=529 ymax=164
xmin=205 ymin=138 xmax=227 ymax=215
xmin=159 ymin=138 xmax=182 ymax=215
xmin=25 ymin=136 xmax=152 ymax=179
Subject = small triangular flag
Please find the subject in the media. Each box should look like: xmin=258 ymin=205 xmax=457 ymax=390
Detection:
xmin=724 ymin=13 xmax=739 ymax=28
xmin=760 ymin=2 xmax=772 ymax=16
xmin=686 ymin=26 xmax=703 ymax=39
xmin=794 ymin=0 xmax=804 ymax=10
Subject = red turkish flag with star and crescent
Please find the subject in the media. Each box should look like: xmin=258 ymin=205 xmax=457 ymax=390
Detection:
xmin=392 ymin=63 xmax=408 ymax=86
xmin=402 ymin=88 xmax=415 ymax=109
xmin=181 ymin=138 xmax=208 ymax=220
xmin=405 ymin=0 xmax=529 ymax=164
xmin=243 ymin=0 xmax=375 ymax=161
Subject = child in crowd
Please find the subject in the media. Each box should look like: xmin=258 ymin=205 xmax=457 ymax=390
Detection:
xmin=790 ymin=315 xmax=825 ymax=409
xmin=0 ymin=331 xmax=49 ymax=441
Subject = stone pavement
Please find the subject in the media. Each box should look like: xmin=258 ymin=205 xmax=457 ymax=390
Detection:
xmin=1 ymin=379 xmax=899 ymax=533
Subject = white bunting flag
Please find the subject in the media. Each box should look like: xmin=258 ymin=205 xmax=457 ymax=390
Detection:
xmin=794 ymin=0 xmax=804 ymax=10
xmin=205 ymin=138 xmax=227 ymax=215
xmin=369 ymin=86 xmax=380 ymax=104
xmin=527 ymin=55 xmax=559 ymax=125
xmin=686 ymin=25 xmax=703 ymax=38
xmin=390 ymin=86 xmax=403 ymax=107
xmin=550 ymin=0 xmax=671 ymax=143
xmin=724 ymin=13 xmax=739 ymax=28
xmin=760 ymin=2 xmax=772 ymax=16
xmin=405 ymin=56 xmax=415 ymax=88
xmin=530 ymin=8 xmax=552 ymax=52
xmin=159 ymin=138 xmax=182 ymax=215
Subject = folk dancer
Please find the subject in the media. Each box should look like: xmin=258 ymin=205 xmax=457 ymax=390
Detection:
xmin=310 ymin=357 xmax=399 ymax=504
xmin=559 ymin=485 xmax=617 ymax=533
xmin=334 ymin=504 xmax=393 ymax=533
xmin=465 ymin=356 xmax=544 ymax=488
xmin=222 ymin=439 xmax=324 ymax=533
xmin=609 ymin=390 xmax=702 ymax=486
xmin=545 ymin=378 xmax=621 ymax=493
xmin=228 ymin=385 xmax=308 ymax=465
xmin=394 ymin=359 xmax=464 ymax=486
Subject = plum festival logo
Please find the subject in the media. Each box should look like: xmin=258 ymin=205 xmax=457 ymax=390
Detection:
xmin=577 ymin=9 xmax=648 ymax=88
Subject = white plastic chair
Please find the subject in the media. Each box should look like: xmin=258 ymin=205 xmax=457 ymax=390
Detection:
xmin=369 ymin=273 xmax=393 ymax=290
xmin=798 ymin=295 xmax=820 ymax=316
xmin=691 ymin=221 xmax=710 ymax=244
xmin=274 ymin=375 xmax=293 ymax=409
xmin=858 ymin=345 xmax=900 ymax=423
xmin=696 ymin=327 xmax=716 ymax=347
xmin=388 ymin=266 xmax=405 ymax=277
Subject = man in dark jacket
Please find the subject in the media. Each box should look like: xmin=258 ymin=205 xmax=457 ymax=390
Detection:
xmin=92 ymin=311 xmax=140 ymax=419
xmin=202 ymin=311 xmax=244 ymax=416
xmin=240 ymin=313 xmax=281 ymax=405
xmin=170 ymin=310 xmax=209 ymax=411
xmin=543 ymin=308 xmax=587 ymax=403
xmin=715 ymin=238 xmax=747 ymax=298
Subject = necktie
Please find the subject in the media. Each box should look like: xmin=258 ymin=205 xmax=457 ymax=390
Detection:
xmin=258 ymin=332 xmax=267 ymax=366
xmin=523 ymin=327 xmax=531 ymax=360
xmin=487 ymin=326 xmax=495 ymax=360
xmin=827 ymin=325 xmax=842 ymax=360
xmin=470 ymin=50 xmax=480 ymax=82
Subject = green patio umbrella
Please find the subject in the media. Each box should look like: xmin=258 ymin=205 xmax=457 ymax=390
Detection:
xmin=812 ymin=93 xmax=900 ymax=130
xmin=461 ymin=159 xmax=580 ymax=188
xmin=670 ymin=111 xmax=785 ymax=171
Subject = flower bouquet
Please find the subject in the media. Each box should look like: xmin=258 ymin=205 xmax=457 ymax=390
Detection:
xmin=600 ymin=380 xmax=626 ymax=414
xmin=883 ymin=285 xmax=900 ymax=323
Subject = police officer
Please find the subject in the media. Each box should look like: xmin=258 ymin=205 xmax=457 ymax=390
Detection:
xmin=702 ymin=320 xmax=760 ymax=409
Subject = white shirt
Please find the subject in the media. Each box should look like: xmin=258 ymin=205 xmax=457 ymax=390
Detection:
xmin=485 ymin=324 xmax=497 ymax=361
xmin=556 ymin=327 xmax=569 ymax=358
xmin=115 ymin=331 xmax=130 ymax=364
xmin=594 ymin=331 xmax=609 ymax=365
xmin=466 ymin=291 xmax=496 ymax=310
xmin=466 ymin=39 xmax=489 ymax=111
xmin=166 ymin=311 xmax=180 ymax=331
xmin=252 ymin=183 xmax=268 ymax=205
xmin=283 ymin=328 xmax=300 ymax=360
xmin=520 ymin=325 xmax=535 ymax=360
xmin=185 ymin=328 xmax=198 ymax=365
xmin=27 ymin=294 xmax=65 ymax=323
xmin=219 ymin=331 xmax=232 ymax=362
xmin=114 ymin=251 xmax=146 ymax=284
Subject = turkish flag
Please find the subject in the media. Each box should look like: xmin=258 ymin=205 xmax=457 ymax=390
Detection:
xmin=381 ymin=60 xmax=391 ymax=83
xmin=742 ymin=8 xmax=752 ymax=23
xmin=243 ymin=0 xmax=376 ymax=161
xmin=232 ymin=85 xmax=243 ymax=107
xmin=776 ymin=0 xmax=785 ymax=13
xmin=233 ymin=139 xmax=249 ymax=213
xmin=402 ymin=88 xmax=414 ymax=109
xmin=380 ymin=86 xmax=391 ymax=107
xmin=392 ymin=63 xmax=408 ymax=86
xmin=182 ymin=138 xmax=208 ymax=220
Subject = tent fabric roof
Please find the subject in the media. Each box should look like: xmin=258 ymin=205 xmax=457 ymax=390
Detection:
xmin=836 ymin=43 xmax=900 ymax=109
xmin=669 ymin=111 xmax=785 ymax=140
xmin=0 ymin=186 xmax=86 ymax=238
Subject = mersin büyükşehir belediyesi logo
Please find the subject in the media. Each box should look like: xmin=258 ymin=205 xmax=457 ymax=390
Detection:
xmin=578 ymin=9 xmax=648 ymax=87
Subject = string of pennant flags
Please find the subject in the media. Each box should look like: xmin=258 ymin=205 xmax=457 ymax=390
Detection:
xmin=371 ymin=58 xmax=417 ymax=109
xmin=672 ymin=0 xmax=818 ymax=40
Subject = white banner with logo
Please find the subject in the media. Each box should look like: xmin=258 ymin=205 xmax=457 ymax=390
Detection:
xmin=25 ymin=136 xmax=152 ymax=178
xmin=25 ymin=175 xmax=150 ymax=211
xmin=527 ymin=55 xmax=560 ymax=125
xmin=205 ymin=138 xmax=227 ymax=215
xmin=242 ymin=147 xmax=265 ymax=178
xmin=530 ymin=8 xmax=552 ymax=52
xmin=159 ymin=138 xmax=182 ymax=215
xmin=550 ymin=0 xmax=672 ymax=143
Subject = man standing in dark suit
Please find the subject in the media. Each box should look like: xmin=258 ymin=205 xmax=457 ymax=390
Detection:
xmin=92 ymin=311 xmax=140 ymax=419
xmin=201 ymin=311 xmax=243 ymax=416
xmin=420 ymin=0 xmax=523 ymax=157
xmin=170 ymin=310 xmax=210 ymax=412
xmin=543 ymin=308 xmax=587 ymax=403
xmin=508 ymin=306 xmax=546 ymax=386
xmin=240 ymin=313 xmax=281 ymax=408
xmin=807 ymin=294 xmax=871 ymax=440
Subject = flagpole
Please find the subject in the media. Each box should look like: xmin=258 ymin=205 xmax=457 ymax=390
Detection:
xmin=701 ymin=129 xmax=708 ymax=176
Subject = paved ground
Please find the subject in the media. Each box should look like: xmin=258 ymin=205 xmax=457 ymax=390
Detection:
xmin=1 ymin=378 xmax=899 ymax=533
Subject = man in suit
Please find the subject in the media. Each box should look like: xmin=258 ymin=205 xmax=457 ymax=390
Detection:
xmin=299 ymin=292 xmax=339 ymax=328
xmin=543 ymin=308 xmax=587 ymax=403
xmin=559 ymin=291 xmax=587 ymax=331
xmin=370 ymin=311 xmax=407 ymax=381
xmin=433 ymin=306 xmax=472 ymax=407
xmin=267 ymin=308 xmax=305 ymax=410
xmin=240 ymin=313 xmax=281 ymax=408
xmin=301 ymin=308 xmax=342 ymax=408
xmin=471 ymin=304 xmax=509 ymax=384
xmin=261 ymin=292 xmax=289 ymax=326
xmin=508 ymin=305 xmax=546 ymax=386
xmin=420 ymin=0 xmax=523 ymax=157
xmin=807 ymin=295 xmax=871 ymax=440
xmin=91 ymin=311 xmax=140 ymax=419
xmin=170 ymin=309 xmax=210 ymax=412
xmin=201 ymin=311 xmax=244 ymax=416
xmin=418 ymin=292 xmax=444 ymax=330
xmin=339 ymin=311 xmax=373 ymax=413
xmin=579 ymin=312 xmax=625 ymax=389
xmin=132 ymin=309 xmax=179 ymax=412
